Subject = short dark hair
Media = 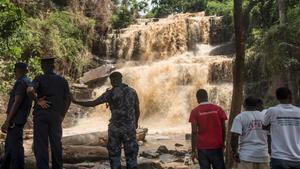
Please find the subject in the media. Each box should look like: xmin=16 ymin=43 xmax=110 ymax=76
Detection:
xmin=256 ymin=98 xmax=263 ymax=106
xmin=244 ymin=96 xmax=257 ymax=109
xmin=41 ymin=58 xmax=55 ymax=65
xmin=109 ymin=71 xmax=122 ymax=80
xmin=276 ymin=87 xmax=292 ymax=101
xmin=14 ymin=62 xmax=28 ymax=71
xmin=196 ymin=89 xmax=208 ymax=102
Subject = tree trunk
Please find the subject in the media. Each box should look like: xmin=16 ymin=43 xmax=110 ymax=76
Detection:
xmin=278 ymin=0 xmax=288 ymax=25
xmin=63 ymin=145 xmax=108 ymax=164
xmin=226 ymin=0 xmax=245 ymax=168
xmin=62 ymin=128 xmax=148 ymax=146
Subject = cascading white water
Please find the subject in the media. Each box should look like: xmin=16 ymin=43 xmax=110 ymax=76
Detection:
xmin=64 ymin=12 xmax=233 ymax=136
xmin=64 ymin=44 xmax=233 ymax=136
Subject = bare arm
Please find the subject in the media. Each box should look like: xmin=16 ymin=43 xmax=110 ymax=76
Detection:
xmin=2 ymin=95 xmax=23 ymax=133
xmin=222 ymin=121 xmax=226 ymax=146
xmin=191 ymin=123 xmax=198 ymax=153
xmin=231 ymin=132 xmax=240 ymax=162
xmin=268 ymin=135 xmax=271 ymax=154
xmin=231 ymin=132 xmax=239 ymax=154
xmin=6 ymin=95 xmax=23 ymax=122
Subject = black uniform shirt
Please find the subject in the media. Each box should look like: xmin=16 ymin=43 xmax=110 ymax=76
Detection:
xmin=6 ymin=75 xmax=32 ymax=125
xmin=32 ymin=72 xmax=70 ymax=116
xmin=96 ymin=83 xmax=139 ymax=130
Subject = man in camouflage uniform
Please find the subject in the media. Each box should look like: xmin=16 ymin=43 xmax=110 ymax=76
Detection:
xmin=72 ymin=71 xmax=140 ymax=169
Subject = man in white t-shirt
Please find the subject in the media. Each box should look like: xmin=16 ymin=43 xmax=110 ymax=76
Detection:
xmin=263 ymin=87 xmax=300 ymax=169
xmin=231 ymin=96 xmax=270 ymax=169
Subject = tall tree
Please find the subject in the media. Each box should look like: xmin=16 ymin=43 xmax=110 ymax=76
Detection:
xmin=278 ymin=0 xmax=287 ymax=25
xmin=225 ymin=0 xmax=245 ymax=168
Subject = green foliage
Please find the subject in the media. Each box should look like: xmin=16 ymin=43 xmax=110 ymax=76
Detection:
xmin=150 ymin=0 xmax=208 ymax=18
xmin=112 ymin=0 xmax=148 ymax=29
xmin=0 ymin=1 xmax=95 ymax=94
xmin=0 ymin=0 xmax=25 ymax=40
xmin=206 ymin=0 xmax=233 ymax=16
xmin=112 ymin=5 xmax=135 ymax=29
xmin=245 ymin=1 xmax=300 ymax=102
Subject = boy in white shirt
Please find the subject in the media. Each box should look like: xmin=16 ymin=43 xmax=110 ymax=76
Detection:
xmin=263 ymin=87 xmax=300 ymax=169
xmin=231 ymin=96 xmax=270 ymax=169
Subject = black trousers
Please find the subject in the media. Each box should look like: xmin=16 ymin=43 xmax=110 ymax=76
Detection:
xmin=1 ymin=124 xmax=24 ymax=169
xmin=197 ymin=148 xmax=226 ymax=169
xmin=33 ymin=112 xmax=62 ymax=169
xmin=271 ymin=158 xmax=300 ymax=169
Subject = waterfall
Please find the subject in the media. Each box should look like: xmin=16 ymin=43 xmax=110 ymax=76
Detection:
xmin=64 ymin=12 xmax=233 ymax=136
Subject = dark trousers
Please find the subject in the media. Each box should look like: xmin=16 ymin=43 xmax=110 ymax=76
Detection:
xmin=271 ymin=158 xmax=300 ymax=169
xmin=1 ymin=124 xmax=24 ymax=169
xmin=197 ymin=148 xmax=225 ymax=169
xmin=33 ymin=112 xmax=63 ymax=169
xmin=107 ymin=128 xmax=139 ymax=169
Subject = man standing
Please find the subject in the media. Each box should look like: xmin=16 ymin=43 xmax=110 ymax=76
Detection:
xmin=0 ymin=63 xmax=32 ymax=169
xmin=189 ymin=89 xmax=227 ymax=169
xmin=27 ymin=57 xmax=71 ymax=169
xmin=72 ymin=71 xmax=140 ymax=169
xmin=263 ymin=87 xmax=300 ymax=169
xmin=231 ymin=96 xmax=270 ymax=169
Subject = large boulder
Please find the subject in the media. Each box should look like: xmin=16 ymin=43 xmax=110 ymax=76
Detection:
xmin=79 ymin=64 xmax=115 ymax=87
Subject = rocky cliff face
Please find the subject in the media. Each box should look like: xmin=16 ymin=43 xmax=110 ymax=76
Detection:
xmin=106 ymin=12 xmax=226 ymax=61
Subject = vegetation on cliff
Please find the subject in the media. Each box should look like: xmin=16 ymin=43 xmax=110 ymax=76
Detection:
xmin=0 ymin=0 xmax=95 ymax=93
xmin=0 ymin=0 xmax=299 ymax=105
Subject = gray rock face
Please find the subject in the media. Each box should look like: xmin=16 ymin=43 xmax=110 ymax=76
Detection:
xmin=156 ymin=145 xmax=169 ymax=154
xmin=79 ymin=64 xmax=115 ymax=86
xmin=140 ymin=150 xmax=160 ymax=159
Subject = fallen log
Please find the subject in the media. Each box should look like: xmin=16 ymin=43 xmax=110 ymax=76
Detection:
xmin=25 ymin=145 xmax=109 ymax=167
xmin=62 ymin=128 xmax=148 ymax=146
xmin=63 ymin=145 xmax=108 ymax=164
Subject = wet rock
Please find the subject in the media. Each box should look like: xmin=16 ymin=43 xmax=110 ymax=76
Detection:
xmin=169 ymin=150 xmax=187 ymax=157
xmin=140 ymin=150 xmax=160 ymax=159
xmin=137 ymin=158 xmax=163 ymax=169
xmin=209 ymin=42 xmax=235 ymax=55
xmin=185 ymin=134 xmax=191 ymax=140
xmin=71 ymin=84 xmax=93 ymax=100
xmin=159 ymin=154 xmax=175 ymax=164
xmin=208 ymin=60 xmax=233 ymax=83
xmin=156 ymin=145 xmax=169 ymax=154
xmin=138 ymin=141 xmax=144 ymax=146
xmin=80 ymin=64 xmax=115 ymax=87
xmin=174 ymin=158 xmax=184 ymax=163
xmin=175 ymin=143 xmax=184 ymax=147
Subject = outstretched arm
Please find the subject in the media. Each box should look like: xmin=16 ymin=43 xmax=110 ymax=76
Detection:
xmin=72 ymin=90 xmax=111 ymax=107
xmin=72 ymin=98 xmax=102 ymax=107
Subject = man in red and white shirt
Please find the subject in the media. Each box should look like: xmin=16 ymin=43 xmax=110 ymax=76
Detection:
xmin=189 ymin=89 xmax=227 ymax=169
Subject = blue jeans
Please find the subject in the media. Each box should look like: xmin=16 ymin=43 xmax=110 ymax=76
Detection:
xmin=271 ymin=158 xmax=300 ymax=169
xmin=198 ymin=148 xmax=225 ymax=169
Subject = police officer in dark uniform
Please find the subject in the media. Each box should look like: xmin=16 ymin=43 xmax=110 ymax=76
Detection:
xmin=1 ymin=62 xmax=32 ymax=169
xmin=27 ymin=57 xmax=71 ymax=169
xmin=72 ymin=71 xmax=140 ymax=169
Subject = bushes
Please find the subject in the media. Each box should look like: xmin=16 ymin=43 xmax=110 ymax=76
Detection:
xmin=0 ymin=1 xmax=95 ymax=94
xmin=149 ymin=0 xmax=208 ymax=18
